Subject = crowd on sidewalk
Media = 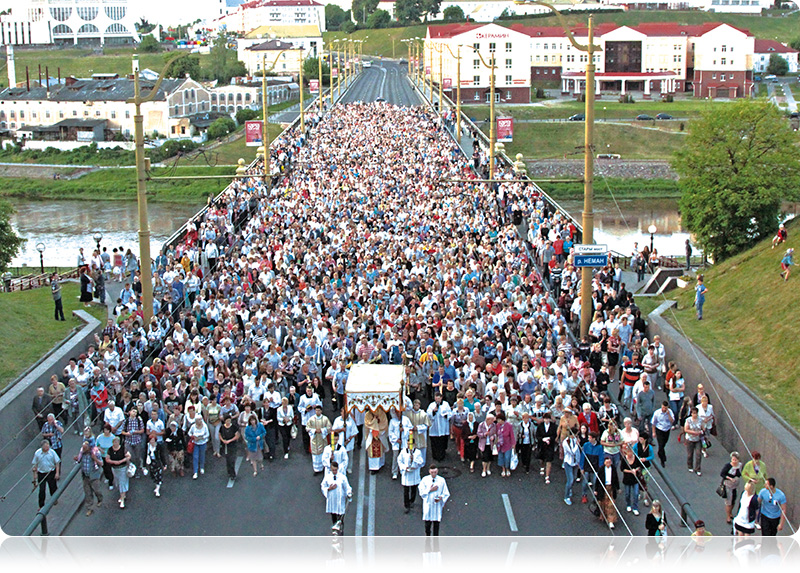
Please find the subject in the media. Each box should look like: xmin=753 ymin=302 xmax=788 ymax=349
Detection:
xmin=27 ymin=100 xmax=789 ymax=537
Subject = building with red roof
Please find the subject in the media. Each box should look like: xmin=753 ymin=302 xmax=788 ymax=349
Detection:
xmin=753 ymin=39 xmax=799 ymax=74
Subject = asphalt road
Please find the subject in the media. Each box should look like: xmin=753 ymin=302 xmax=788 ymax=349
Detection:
xmin=339 ymin=60 xmax=423 ymax=107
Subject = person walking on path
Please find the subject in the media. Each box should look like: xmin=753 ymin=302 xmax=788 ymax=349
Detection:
xmin=31 ymin=439 xmax=60 ymax=509
xmin=398 ymin=438 xmax=424 ymax=513
xmin=720 ymin=451 xmax=743 ymax=524
xmin=104 ymin=436 xmax=130 ymax=509
xmin=685 ymin=239 xmax=692 ymax=271
xmin=757 ymin=477 xmax=787 ymax=536
xmin=188 ymin=416 xmax=210 ymax=480
xmin=651 ymin=401 xmax=675 ymax=468
xmin=219 ymin=416 xmax=240 ymax=479
xmin=79 ymin=267 xmax=94 ymax=307
xmin=418 ymin=464 xmax=450 ymax=536
xmin=75 ymin=441 xmax=104 ymax=516
xmin=51 ymin=273 xmax=65 ymax=321
xmin=779 ymin=248 xmax=794 ymax=281
xmin=694 ymin=275 xmax=708 ymax=320
xmin=684 ymin=407 xmax=704 ymax=475
xmin=321 ymin=461 xmax=352 ymax=535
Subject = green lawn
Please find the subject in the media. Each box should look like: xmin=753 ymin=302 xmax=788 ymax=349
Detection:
xmin=0 ymin=165 xmax=234 ymax=203
xmin=478 ymin=121 xmax=686 ymax=160
xmin=0 ymin=283 xmax=106 ymax=390
xmin=648 ymin=217 xmax=800 ymax=430
xmin=3 ymin=48 xmax=209 ymax=89
xmin=328 ymin=11 xmax=800 ymax=59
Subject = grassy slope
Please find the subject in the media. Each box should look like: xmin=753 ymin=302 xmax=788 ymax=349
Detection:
xmin=463 ymin=99 xmax=724 ymax=121
xmin=0 ymin=283 xmax=106 ymax=389
xmin=652 ymin=217 xmax=800 ymax=430
xmin=478 ymin=121 xmax=686 ymax=159
xmin=326 ymin=12 xmax=800 ymax=59
xmin=0 ymin=165 xmax=233 ymax=202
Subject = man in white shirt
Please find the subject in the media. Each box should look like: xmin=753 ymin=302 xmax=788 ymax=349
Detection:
xmin=104 ymin=401 xmax=125 ymax=436
xmin=321 ymin=461 xmax=352 ymax=535
xmin=418 ymin=465 xmax=450 ymax=536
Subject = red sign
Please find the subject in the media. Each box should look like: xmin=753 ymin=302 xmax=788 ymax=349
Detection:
xmin=309 ymin=79 xmax=320 ymax=93
xmin=443 ymin=78 xmax=452 ymax=90
xmin=497 ymin=117 xmax=513 ymax=143
xmin=332 ymin=67 xmax=339 ymax=78
xmin=245 ymin=120 xmax=263 ymax=147
xmin=425 ymin=66 xmax=431 ymax=76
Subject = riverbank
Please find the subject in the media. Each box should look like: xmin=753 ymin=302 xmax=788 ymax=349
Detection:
xmin=0 ymin=165 xmax=233 ymax=203
xmin=540 ymin=177 xmax=681 ymax=199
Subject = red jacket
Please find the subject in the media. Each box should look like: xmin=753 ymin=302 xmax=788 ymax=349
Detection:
xmin=578 ymin=411 xmax=599 ymax=435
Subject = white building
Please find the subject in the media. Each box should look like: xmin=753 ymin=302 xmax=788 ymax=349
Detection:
xmin=238 ymin=38 xmax=304 ymax=76
xmin=0 ymin=0 xmax=140 ymax=46
xmin=599 ymin=0 xmax=767 ymax=14
xmin=237 ymin=24 xmax=322 ymax=61
xmin=753 ymin=38 xmax=799 ymax=74
xmin=215 ymin=0 xmax=325 ymax=34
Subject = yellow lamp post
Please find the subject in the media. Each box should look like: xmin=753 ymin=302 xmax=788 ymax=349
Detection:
xmin=472 ymin=48 xmax=497 ymax=181
xmin=257 ymin=50 xmax=293 ymax=185
xmin=318 ymin=40 xmax=324 ymax=113
xmin=516 ymin=0 xmax=601 ymax=338
xmin=443 ymin=43 xmax=462 ymax=140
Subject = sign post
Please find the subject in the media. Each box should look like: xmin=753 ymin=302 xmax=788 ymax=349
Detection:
xmin=572 ymin=244 xmax=608 ymax=268
xmin=309 ymin=79 xmax=319 ymax=94
xmin=443 ymin=78 xmax=452 ymax=90
xmin=244 ymin=120 xmax=263 ymax=147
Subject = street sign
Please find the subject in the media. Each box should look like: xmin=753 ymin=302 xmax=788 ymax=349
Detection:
xmin=332 ymin=67 xmax=338 ymax=78
xmin=244 ymin=120 xmax=263 ymax=147
xmin=573 ymin=244 xmax=607 ymax=255
xmin=309 ymin=79 xmax=319 ymax=94
xmin=425 ymin=66 xmax=431 ymax=76
xmin=574 ymin=254 xmax=609 ymax=268
xmin=443 ymin=78 xmax=452 ymax=90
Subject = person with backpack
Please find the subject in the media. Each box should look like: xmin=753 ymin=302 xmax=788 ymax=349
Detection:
xmin=75 ymin=441 xmax=104 ymax=516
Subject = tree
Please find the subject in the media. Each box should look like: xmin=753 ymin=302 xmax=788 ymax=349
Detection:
xmin=423 ymin=0 xmax=442 ymax=20
xmin=766 ymin=53 xmax=789 ymax=76
xmin=303 ymin=57 xmax=330 ymax=85
xmin=207 ymin=116 xmax=236 ymax=140
xmin=163 ymin=54 xmax=200 ymax=79
xmin=672 ymin=100 xmax=800 ymax=262
xmin=236 ymin=108 xmax=260 ymax=125
xmin=442 ymin=6 xmax=465 ymax=22
xmin=341 ymin=21 xmax=357 ymax=34
xmin=136 ymin=18 xmax=155 ymax=34
xmin=366 ymin=9 xmax=391 ymax=29
xmin=395 ymin=0 xmax=423 ymax=24
xmin=0 ymin=201 xmax=25 ymax=273
xmin=352 ymin=0 xmax=379 ymax=24
xmin=138 ymin=34 xmax=162 ymax=53
xmin=325 ymin=4 xmax=349 ymax=30
xmin=791 ymin=38 xmax=800 ymax=52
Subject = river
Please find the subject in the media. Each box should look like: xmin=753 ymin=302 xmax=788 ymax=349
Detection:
xmin=9 ymin=199 xmax=204 ymax=268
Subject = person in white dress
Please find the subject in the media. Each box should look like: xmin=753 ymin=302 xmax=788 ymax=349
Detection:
xmin=332 ymin=407 xmax=358 ymax=474
xmin=322 ymin=434 xmax=349 ymax=476
xmin=398 ymin=438 xmax=424 ymax=513
xmin=388 ymin=408 xmax=403 ymax=479
xmin=321 ymin=461 xmax=352 ymax=534
xmin=418 ymin=464 xmax=450 ymax=536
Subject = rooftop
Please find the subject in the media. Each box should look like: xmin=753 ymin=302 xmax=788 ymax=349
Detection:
xmin=0 ymin=78 xmax=184 ymax=103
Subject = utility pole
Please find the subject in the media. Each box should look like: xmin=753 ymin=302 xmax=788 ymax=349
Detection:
xmin=299 ymin=48 xmax=305 ymax=133
xmin=319 ymin=40 xmax=324 ymax=113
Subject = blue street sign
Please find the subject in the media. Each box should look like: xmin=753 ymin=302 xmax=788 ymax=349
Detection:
xmin=574 ymin=254 xmax=608 ymax=268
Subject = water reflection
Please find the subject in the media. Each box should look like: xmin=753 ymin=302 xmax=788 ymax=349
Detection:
xmin=9 ymin=200 xmax=204 ymax=267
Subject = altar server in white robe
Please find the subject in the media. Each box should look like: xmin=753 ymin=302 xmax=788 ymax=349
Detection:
xmin=332 ymin=407 xmax=358 ymax=474
xmin=322 ymin=434 xmax=349 ymax=476
xmin=398 ymin=436 xmax=425 ymax=513
xmin=388 ymin=408 xmax=403 ymax=480
xmin=321 ymin=461 xmax=352 ymax=531
xmin=418 ymin=464 xmax=450 ymax=536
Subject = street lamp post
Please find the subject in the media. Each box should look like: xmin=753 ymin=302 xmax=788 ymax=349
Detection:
xmin=258 ymin=50 xmax=292 ymax=186
xmin=36 ymin=242 xmax=45 ymax=274
xmin=93 ymin=231 xmax=103 ymax=251
xmin=648 ymin=224 xmax=657 ymax=254
xmin=472 ymin=49 xmax=497 ymax=181
xmin=442 ymin=44 xmax=462 ymax=139
xmin=319 ymin=40 xmax=324 ymax=113
xmin=299 ymin=48 xmax=305 ymax=134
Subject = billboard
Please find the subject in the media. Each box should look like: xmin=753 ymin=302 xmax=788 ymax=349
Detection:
xmin=332 ymin=67 xmax=339 ymax=78
xmin=309 ymin=79 xmax=320 ymax=94
xmin=425 ymin=66 xmax=430 ymax=76
xmin=245 ymin=120 xmax=263 ymax=147
xmin=497 ymin=117 xmax=513 ymax=143
xmin=442 ymin=78 xmax=452 ymax=90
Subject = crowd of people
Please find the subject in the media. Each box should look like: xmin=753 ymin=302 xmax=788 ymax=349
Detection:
xmin=28 ymin=100 xmax=789 ymax=537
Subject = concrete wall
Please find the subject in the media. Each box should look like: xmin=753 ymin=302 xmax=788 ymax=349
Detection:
xmin=648 ymin=302 xmax=800 ymax=526
xmin=1 ymin=140 xmax=135 ymax=151
xmin=0 ymin=309 xmax=102 ymax=472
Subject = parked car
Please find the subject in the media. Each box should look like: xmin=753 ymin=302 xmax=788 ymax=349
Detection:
xmin=753 ymin=75 xmax=762 ymax=82
xmin=363 ymin=61 xmax=372 ymax=68
xmin=636 ymin=114 xmax=655 ymax=121
xmin=655 ymin=113 xmax=673 ymax=120
xmin=568 ymin=113 xmax=585 ymax=121
xmin=597 ymin=153 xmax=621 ymax=159
xmin=764 ymin=74 xmax=777 ymax=82
xmin=790 ymin=111 xmax=800 ymax=118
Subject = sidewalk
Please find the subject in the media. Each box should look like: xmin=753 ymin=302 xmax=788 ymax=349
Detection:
xmin=0 ymin=282 xmax=122 ymax=536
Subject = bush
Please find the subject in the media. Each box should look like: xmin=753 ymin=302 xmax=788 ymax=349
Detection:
xmin=366 ymin=9 xmax=391 ymax=29
xmin=138 ymin=34 xmax=162 ymax=53
xmin=341 ymin=21 xmax=357 ymax=34
xmin=235 ymin=108 xmax=260 ymax=125
xmin=206 ymin=117 xmax=237 ymax=140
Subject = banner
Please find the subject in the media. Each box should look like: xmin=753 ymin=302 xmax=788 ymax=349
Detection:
xmin=425 ymin=66 xmax=430 ymax=76
xmin=309 ymin=79 xmax=319 ymax=94
xmin=245 ymin=120 xmax=263 ymax=147
xmin=442 ymin=78 xmax=452 ymax=90
xmin=497 ymin=117 xmax=513 ymax=143
xmin=332 ymin=67 xmax=339 ymax=78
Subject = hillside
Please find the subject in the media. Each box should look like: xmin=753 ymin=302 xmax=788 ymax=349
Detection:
xmin=655 ymin=216 xmax=800 ymax=430
xmin=325 ymin=11 xmax=800 ymax=59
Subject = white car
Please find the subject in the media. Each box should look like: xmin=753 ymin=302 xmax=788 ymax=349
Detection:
xmin=363 ymin=61 xmax=372 ymax=68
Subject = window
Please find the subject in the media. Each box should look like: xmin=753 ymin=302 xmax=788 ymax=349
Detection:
xmin=245 ymin=93 xmax=251 ymax=103
xmin=181 ymin=126 xmax=186 ymax=134
xmin=473 ymin=92 xmax=480 ymax=101
xmin=73 ymin=110 xmax=77 ymax=117
xmin=473 ymin=75 xmax=480 ymax=86
xmin=59 ymin=111 xmax=64 ymax=119
xmin=489 ymin=43 xmax=496 ymax=53
xmin=505 ymin=59 xmax=512 ymax=69
xmin=721 ymin=58 xmax=726 ymax=65
xmin=505 ymin=74 xmax=512 ymax=85
xmin=9 ymin=111 xmax=14 ymax=119
xmin=45 ymin=111 xmax=50 ymax=119
xmin=721 ymin=45 xmax=727 ymax=52
xmin=505 ymin=42 xmax=512 ymax=52
xmin=474 ymin=59 xmax=480 ymax=70
xmin=111 ymin=111 xmax=116 ymax=119
xmin=544 ymin=56 xmax=548 ymax=62
xmin=19 ymin=110 xmax=24 ymax=119
xmin=712 ymin=73 xmax=717 ymax=79
xmin=171 ymin=126 xmax=176 ymax=135
xmin=544 ymin=43 xmax=548 ymax=50
xmin=473 ymin=43 xmax=479 ymax=52
xmin=95 ymin=110 xmax=100 ymax=117
xmin=32 ymin=112 xmax=37 ymax=119
xmin=125 ymin=111 xmax=130 ymax=119
xmin=84 ymin=110 xmax=88 ymax=117
xmin=721 ymin=74 xmax=726 ymax=81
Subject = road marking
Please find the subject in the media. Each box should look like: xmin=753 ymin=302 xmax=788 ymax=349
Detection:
xmin=379 ymin=67 xmax=388 ymax=100
xmin=355 ymin=447 xmax=367 ymax=536
xmin=226 ymin=456 xmax=244 ymax=488
xmin=367 ymin=470 xmax=376 ymax=536
xmin=501 ymin=493 xmax=518 ymax=532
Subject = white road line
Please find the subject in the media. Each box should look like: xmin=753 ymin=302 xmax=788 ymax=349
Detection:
xmin=501 ymin=493 xmax=518 ymax=532
xmin=367 ymin=471 xmax=376 ymax=537
xmin=226 ymin=456 xmax=244 ymax=488
xmin=379 ymin=67 xmax=388 ymax=100
xmin=355 ymin=447 xmax=367 ymax=536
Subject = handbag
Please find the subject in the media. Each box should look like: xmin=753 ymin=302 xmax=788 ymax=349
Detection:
xmin=291 ymin=424 xmax=298 ymax=440
xmin=510 ymin=450 xmax=519 ymax=471
xmin=186 ymin=437 xmax=195 ymax=454
xmin=126 ymin=463 xmax=136 ymax=478
xmin=716 ymin=480 xmax=727 ymax=499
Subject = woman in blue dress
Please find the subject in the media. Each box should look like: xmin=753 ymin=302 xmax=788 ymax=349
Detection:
xmin=694 ymin=275 xmax=708 ymax=320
